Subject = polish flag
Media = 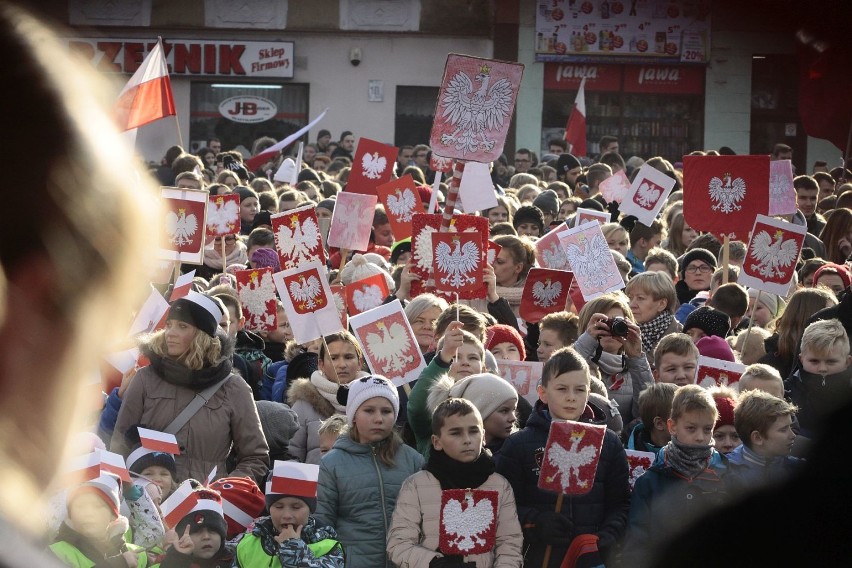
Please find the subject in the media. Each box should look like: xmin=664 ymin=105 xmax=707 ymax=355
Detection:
xmin=97 ymin=450 xmax=131 ymax=482
xmin=115 ymin=38 xmax=176 ymax=131
xmin=564 ymin=77 xmax=587 ymax=157
xmin=161 ymin=480 xmax=198 ymax=528
xmin=268 ymin=461 xmax=319 ymax=498
xmin=245 ymin=108 xmax=329 ymax=171
xmin=170 ymin=269 xmax=196 ymax=301
xmin=137 ymin=428 xmax=181 ymax=455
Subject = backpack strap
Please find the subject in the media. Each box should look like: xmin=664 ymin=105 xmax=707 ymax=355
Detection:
xmin=164 ymin=376 xmax=230 ymax=435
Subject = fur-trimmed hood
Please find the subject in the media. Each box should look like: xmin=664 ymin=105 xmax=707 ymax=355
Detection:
xmin=138 ymin=328 xmax=235 ymax=390
xmin=426 ymin=374 xmax=455 ymax=416
xmin=287 ymin=377 xmax=336 ymax=418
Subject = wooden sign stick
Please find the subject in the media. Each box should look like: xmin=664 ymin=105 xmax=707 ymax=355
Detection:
xmin=721 ymin=235 xmax=730 ymax=285
xmin=541 ymin=493 xmax=565 ymax=568
xmin=740 ymin=290 xmax=761 ymax=363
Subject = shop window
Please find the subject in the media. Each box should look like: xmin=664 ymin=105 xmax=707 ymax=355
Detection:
xmin=395 ymin=86 xmax=439 ymax=147
xmin=750 ymin=55 xmax=805 ymax=173
xmin=189 ymin=82 xmax=309 ymax=155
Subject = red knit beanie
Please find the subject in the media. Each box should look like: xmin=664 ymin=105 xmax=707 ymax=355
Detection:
xmin=209 ymin=476 xmax=266 ymax=538
xmin=714 ymin=395 xmax=736 ymax=429
xmin=485 ymin=324 xmax=526 ymax=360
xmin=813 ymin=262 xmax=852 ymax=290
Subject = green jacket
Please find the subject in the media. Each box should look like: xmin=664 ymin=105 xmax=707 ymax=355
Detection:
xmin=50 ymin=538 xmax=147 ymax=568
xmin=234 ymin=516 xmax=343 ymax=568
xmin=407 ymin=355 xmax=452 ymax=456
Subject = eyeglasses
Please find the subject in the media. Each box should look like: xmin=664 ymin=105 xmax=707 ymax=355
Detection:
xmin=685 ymin=264 xmax=713 ymax=274
xmin=515 ymin=158 xmax=531 ymax=163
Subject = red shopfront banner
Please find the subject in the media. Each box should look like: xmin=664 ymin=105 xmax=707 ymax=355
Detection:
xmin=68 ymin=38 xmax=295 ymax=78
xmin=544 ymin=63 xmax=703 ymax=95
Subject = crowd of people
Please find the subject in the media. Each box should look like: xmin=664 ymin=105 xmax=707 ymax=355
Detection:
xmin=4 ymin=4 xmax=852 ymax=567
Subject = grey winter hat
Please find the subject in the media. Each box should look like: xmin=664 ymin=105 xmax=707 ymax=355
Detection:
xmin=533 ymin=189 xmax=560 ymax=216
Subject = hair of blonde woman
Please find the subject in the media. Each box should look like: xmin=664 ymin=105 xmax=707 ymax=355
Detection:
xmin=666 ymin=211 xmax=690 ymax=257
xmin=601 ymin=222 xmax=629 ymax=244
xmin=644 ymin=247 xmax=679 ymax=280
xmin=577 ymin=292 xmax=635 ymax=332
xmin=774 ymin=287 xmax=838 ymax=361
xmin=146 ymin=326 xmax=223 ymax=371
xmin=0 ymin=3 xmax=160 ymax=533
xmin=625 ymin=271 xmax=678 ymax=315
xmin=403 ymin=293 xmax=450 ymax=324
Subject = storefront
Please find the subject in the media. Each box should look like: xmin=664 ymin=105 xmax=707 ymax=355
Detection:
xmin=541 ymin=62 xmax=705 ymax=161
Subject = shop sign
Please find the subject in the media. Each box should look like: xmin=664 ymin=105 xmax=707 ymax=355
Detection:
xmin=622 ymin=65 xmax=704 ymax=94
xmin=68 ymin=38 xmax=294 ymax=78
xmin=543 ymin=63 xmax=622 ymax=91
xmin=218 ymin=96 xmax=278 ymax=123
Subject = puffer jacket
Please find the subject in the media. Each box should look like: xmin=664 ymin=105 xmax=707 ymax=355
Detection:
xmin=386 ymin=470 xmax=523 ymax=568
xmin=494 ymin=401 xmax=630 ymax=568
xmin=314 ymin=433 xmax=425 ymax=568
xmin=725 ymin=444 xmax=804 ymax=494
xmin=111 ymin=331 xmax=269 ymax=483
xmin=620 ymin=445 xmax=728 ymax=568
xmin=572 ymin=332 xmax=654 ymax=427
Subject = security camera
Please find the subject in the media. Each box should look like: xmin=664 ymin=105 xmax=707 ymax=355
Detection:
xmin=350 ymin=47 xmax=361 ymax=66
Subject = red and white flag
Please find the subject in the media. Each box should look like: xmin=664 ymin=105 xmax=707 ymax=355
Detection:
xmin=432 ymin=232 xmax=484 ymax=296
xmin=137 ymin=428 xmax=181 ymax=455
xmin=170 ymin=269 xmax=196 ymax=301
xmin=236 ymin=268 xmax=278 ymax=331
xmin=129 ymin=285 xmax=170 ymax=336
xmin=268 ymin=461 xmax=319 ymax=497
xmin=695 ymin=356 xmax=745 ymax=389
xmin=345 ymin=273 xmax=389 ymax=316
xmin=115 ymin=39 xmax=176 ymax=132
xmin=272 ymin=205 xmax=326 ymax=270
xmin=161 ymin=480 xmax=198 ymax=528
xmin=377 ymin=175 xmax=423 ymax=240
xmin=245 ymin=108 xmax=329 ymax=171
xmin=349 ymin=300 xmax=425 ymax=387
xmin=520 ymin=268 xmax=573 ymax=323
xmin=272 ymin=261 xmax=343 ymax=344
xmin=538 ymin=422 xmax=605 ymax=496
xmin=739 ymin=215 xmax=806 ymax=295
xmin=97 ymin=450 xmax=131 ymax=482
xmin=495 ymin=359 xmax=543 ymax=405
xmin=160 ymin=187 xmax=209 ymax=265
xmin=564 ymin=76 xmax=587 ymax=157
xmin=439 ymin=489 xmax=498 ymax=556
xmin=619 ymin=164 xmax=677 ymax=226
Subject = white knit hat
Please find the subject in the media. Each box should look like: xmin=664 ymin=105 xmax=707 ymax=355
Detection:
xmin=339 ymin=253 xmax=395 ymax=289
xmin=428 ymin=373 xmax=518 ymax=420
xmin=345 ymin=375 xmax=400 ymax=426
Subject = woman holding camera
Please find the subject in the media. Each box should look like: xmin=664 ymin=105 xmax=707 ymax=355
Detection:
xmin=572 ymin=292 xmax=654 ymax=428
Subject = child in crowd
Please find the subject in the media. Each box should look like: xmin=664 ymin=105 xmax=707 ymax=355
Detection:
xmin=51 ymin=474 xmax=148 ymax=567
xmin=784 ymin=319 xmax=852 ymax=453
xmin=257 ymin=301 xmax=293 ymax=363
xmin=653 ymin=333 xmax=700 ymax=386
xmin=235 ymin=462 xmax=344 ymax=567
xmin=427 ymin=373 xmax=519 ymax=455
xmin=408 ymin=322 xmax=487 ymax=455
xmin=485 ymin=323 xmax=526 ymax=361
xmin=160 ymin=484 xmax=233 ymax=568
xmin=316 ymin=376 xmax=424 ymax=568
xmin=726 ymin=390 xmax=802 ymax=492
xmin=739 ymin=363 xmax=784 ymax=399
xmin=288 ymin=331 xmax=368 ymax=464
xmin=496 ymin=347 xmax=630 ymax=567
xmin=317 ymin=415 xmax=348 ymax=457
xmin=621 ymin=385 xmax=729 ymax=567
xmin=708 ymin=386 xmax=740 ymax=455
xmin=536 ymin=312 xmax=580 ymax=363
xmin=387 ymin=399 xmax=523 ymax=567
xmin=625 ymin=383 xmax=677 ymax=455
xmin=682 ymin=306 xmax=731 ymax=342
xmin=728 ymin=327 xmax=771 ymax=365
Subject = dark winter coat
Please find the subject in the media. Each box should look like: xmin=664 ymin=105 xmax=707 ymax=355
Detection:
xmin=757 ymin=333 xmax=794 ymax=380
xmin=494 ymin=401 xmax=631 ymax=567
xmin=725 ymin=444 xmax=804 ymax=494
xmin=784 ymin=365 xmax=852 ymax=440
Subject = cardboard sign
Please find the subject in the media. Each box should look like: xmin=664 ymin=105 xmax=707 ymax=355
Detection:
xmin=683 ymin=155 xmax=770 ymax=241
xmin=273 ymin=262 xmax=342 ymax=344
xmin=431 ymin=153 xmax=454 ymax=174
xmin=431 ymin=232 xmax=484 ymax=296
xmin=619 ymin=164 xmax=677 ymax=226
xmin=575 ymin=207 xmax=611 ymax=227
xmin=349 ymin=300 xmax=426 ymax=387
xmin=430 ymin=54 xmax=524 ymax=163
xmin=739 ymin=215 xmax=806 ymax=296
xmin=535 ymin=224 xmax=571 ymax=270
xmin=346 ymin=137 xmax=398 ymax=194
xmin=271 ymin=205 xmax=326 ymax=270
xmin=520 ymin=268 xmax=574 ymax=323
xmin=538 ymin=422 xmax=606 ymax=496
xmin=236 ymin=267 xmax=278 ymax=331
xmin=599 ymin=170 xmax=631 ymax=204
xmin=559 ymin=221 xmax=624 ymax=300
xmin=344 ymin=273 xmax=390 ymax=316
xmin=160 ymin=187 xmax=209 ymax=264
xmin=327 ymin=191 xmax=378 ymax=252
xmin=439 ymin=489 xmax=498 ymax=556
xmin=206 ymin=193 xmax=241 ymax=237
xmin=458 ymin=161 xmax=498 ymax=212
xmin=694 ymin=356 xmax=746 ymax=389
xmin=329 ymin=283 xmax=348 ymax=329
xmin=496 ymin=359 xmax=543 ymax=405
xmin=377 ymin=175 xmax=423 ymax=240
xmin=625 ymin=450 xmax=655 ymax=491
xmin=768 ymin=159 xmax=797 ymax=216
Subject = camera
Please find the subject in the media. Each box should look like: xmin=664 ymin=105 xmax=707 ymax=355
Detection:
xmin=349 ymin=47 xmax=361 ymax=66
xmin=604 ymin=316 xmax=630 ymax=337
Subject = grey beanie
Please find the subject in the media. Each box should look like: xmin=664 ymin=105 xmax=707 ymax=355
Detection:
xmin=533 ymin=189 xmax=560 ymax=216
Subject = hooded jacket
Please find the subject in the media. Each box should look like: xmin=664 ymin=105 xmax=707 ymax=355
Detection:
xmin=111 ymin=331 xmax=269 ymax=483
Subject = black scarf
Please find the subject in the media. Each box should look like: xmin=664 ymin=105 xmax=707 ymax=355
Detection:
xmin=663 ymin=436 xmax=712 ymax=480
xmin=425 ymin=449 xmax=496 ymax=490
xmin=640 ymin=311 xmax=674 ymax=357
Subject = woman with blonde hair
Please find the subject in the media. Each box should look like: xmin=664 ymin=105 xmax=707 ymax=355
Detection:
xmin=665 ymin=211 xmax=699 ymax=257
xmin=112 ymin=292 xmax=269 ymax=482
xmin=625 ymin=271 xmax=681 ymax=360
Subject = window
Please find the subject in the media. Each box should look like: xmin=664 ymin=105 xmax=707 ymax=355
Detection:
xmin=395 ymin=86 xmax=439 ymax=147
